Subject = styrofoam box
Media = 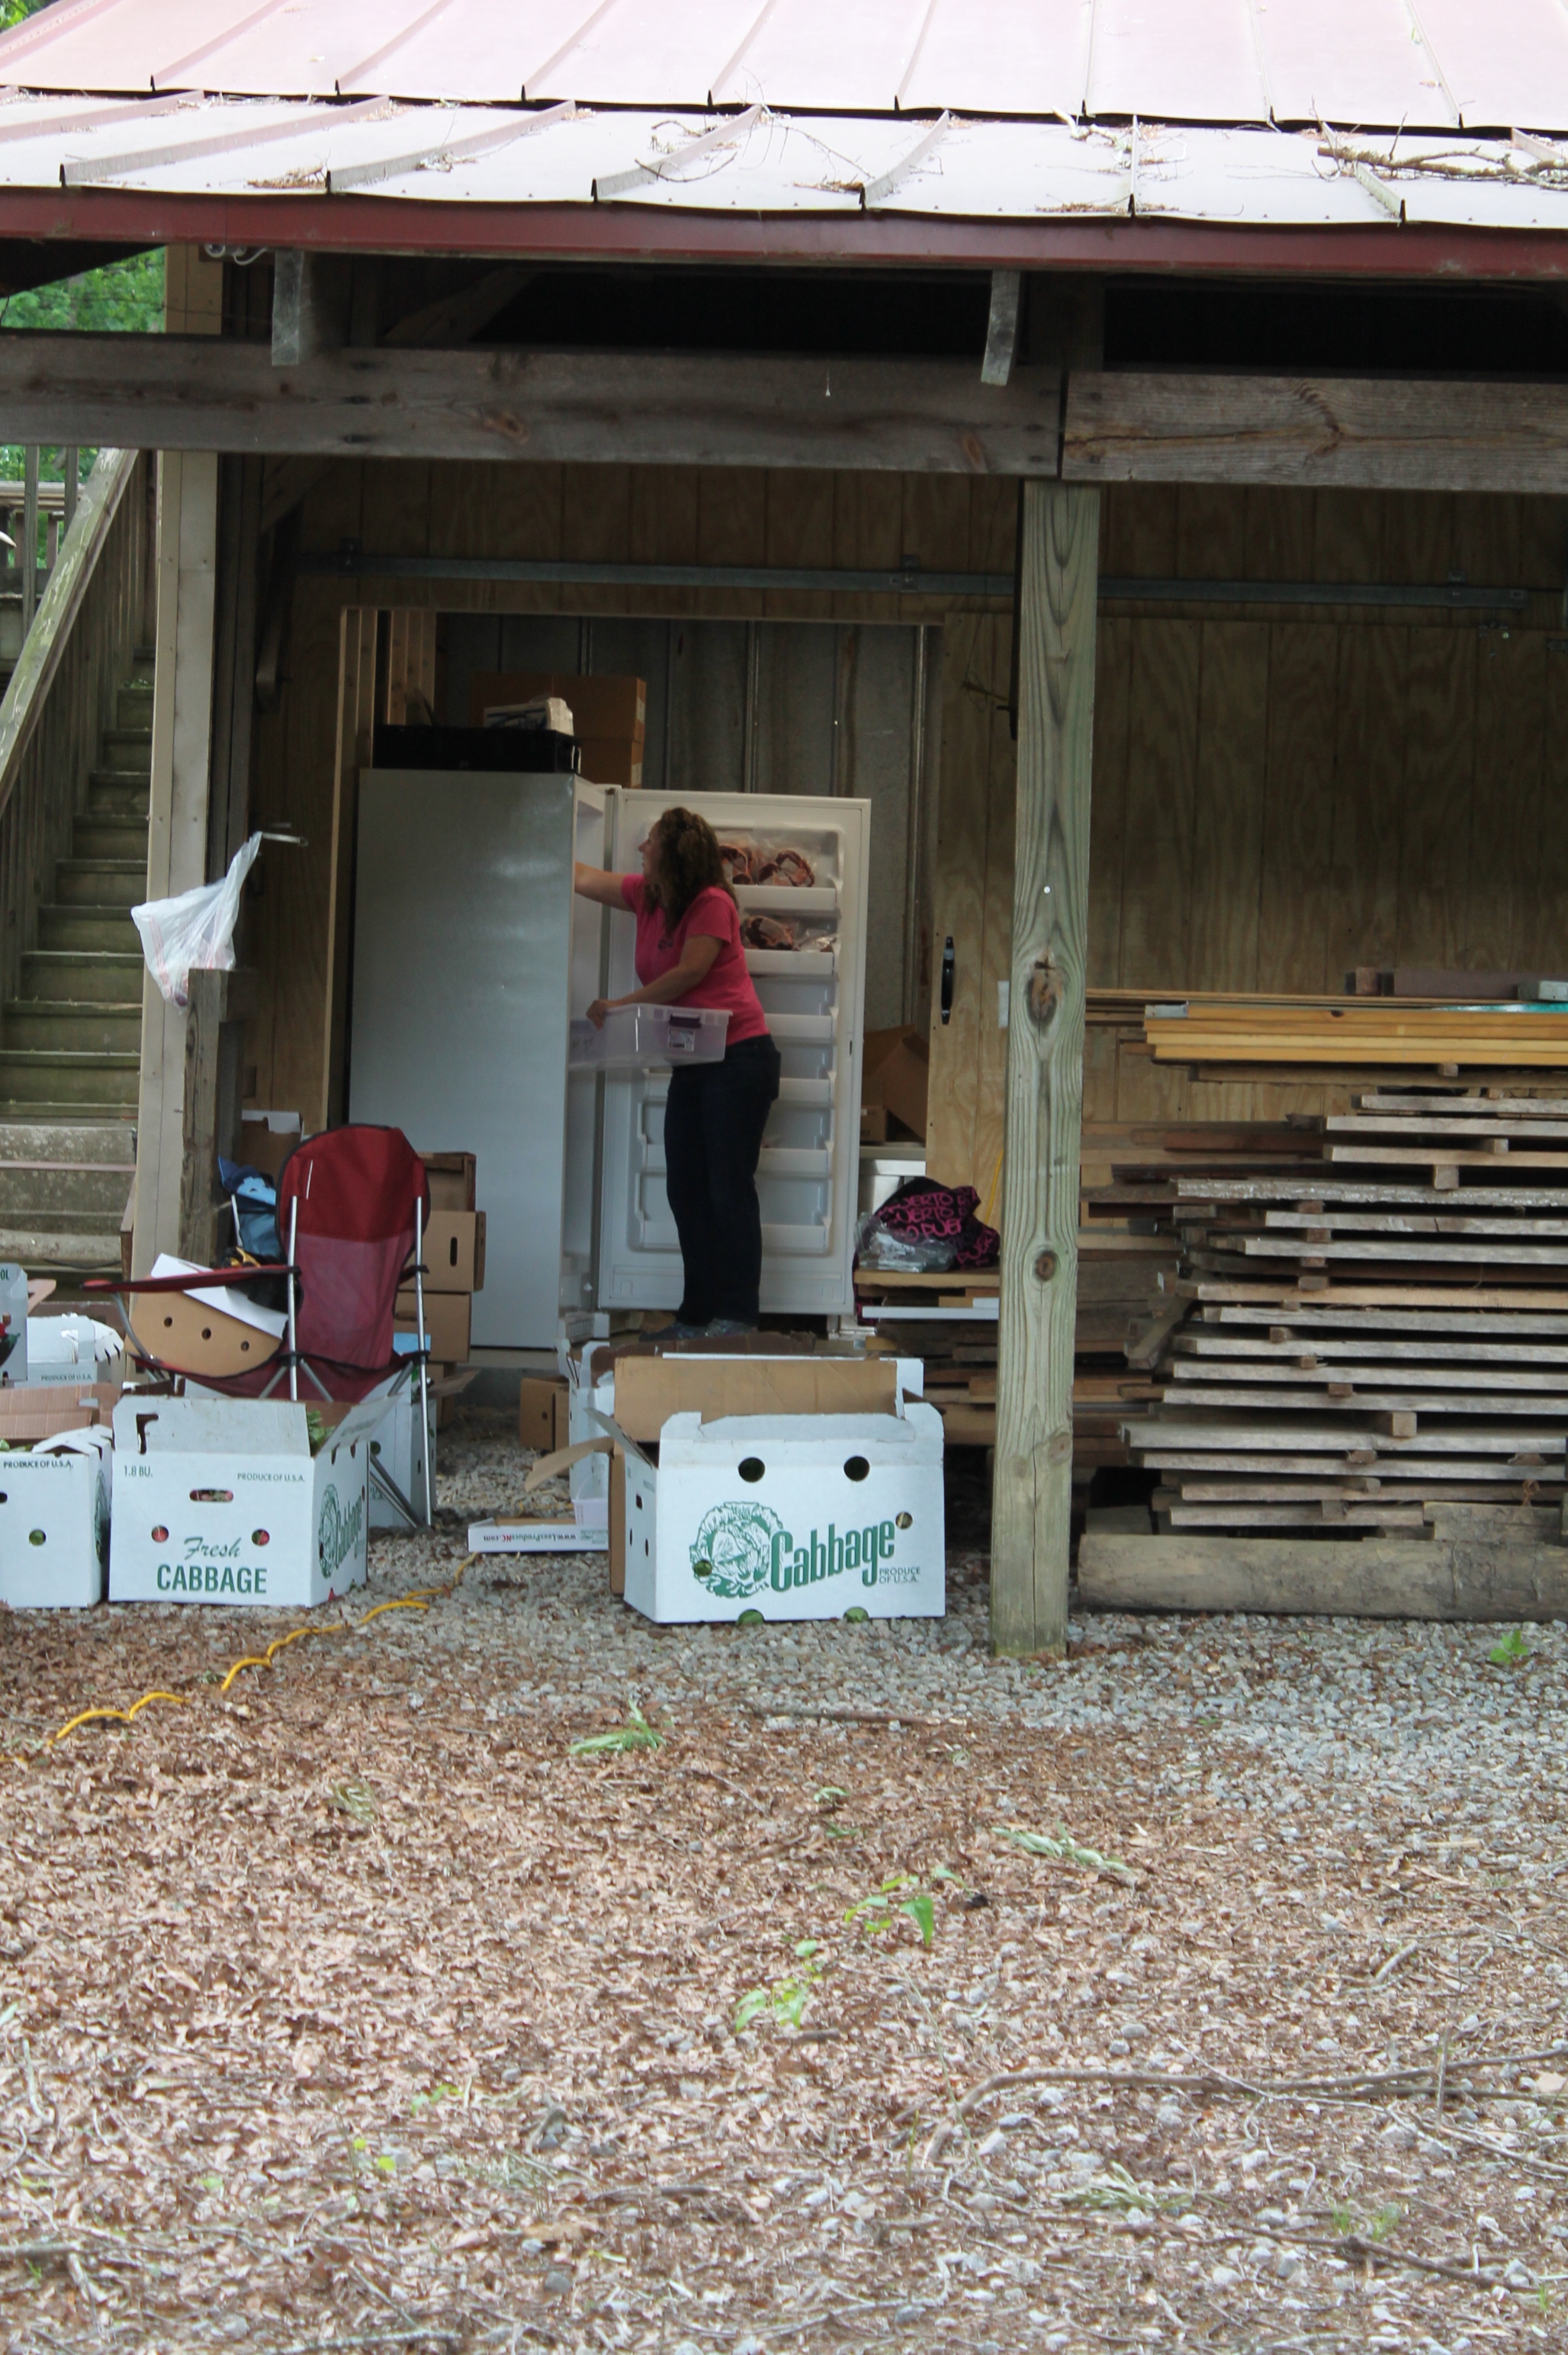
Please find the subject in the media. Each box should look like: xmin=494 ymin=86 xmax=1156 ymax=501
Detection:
xmin=0 ymin=1428 xmax=111 ymax=1609
xmin=368 ymin=1371 xmax=433 ymax=1533
xmin=619 ymin=1404 xmax=945 ymax=1624
xmin=109 ymin=1393 xmax=384 ymax=1608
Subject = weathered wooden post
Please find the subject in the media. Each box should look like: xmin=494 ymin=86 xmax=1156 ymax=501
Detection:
xmin=990 ymin=467 xmax=1101 ymax=1656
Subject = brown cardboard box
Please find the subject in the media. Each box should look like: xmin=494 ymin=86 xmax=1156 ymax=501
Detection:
xmin=471 ymin=671 xmax=645 ymax=744
xmin=519 ymin=1375 xmax=570 ymax=1453
xmin=419 ymin=1152 xmax=476 ymax=1213
xmin=239 ymin=1110 xmax=304 ymax=1181
xmin=612 ymin=1354 xmax=896 ymax=1442
xmin=424 ymin=1210 xmax=485 ymax=1293
xmin=860 ymin=1026 xmax=929 ymax=1142
xmin=394 ymin=1288 xmax=471 ymax=1364
xmin=576 ymin=736 xmax=644 ymax=789
xmin=0 ymin=1383 xmax=119 ymax=1442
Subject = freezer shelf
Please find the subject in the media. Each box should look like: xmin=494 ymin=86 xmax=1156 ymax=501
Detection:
xmin=745 ymin=949 xmax=837 ymax=978
xmin=735 ymin=885 xmax=837 ymax=915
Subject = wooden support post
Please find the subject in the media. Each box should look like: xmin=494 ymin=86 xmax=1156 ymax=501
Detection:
xmin=178 ymin=969 xmax=257 ymax=1266
xmin=321 ymin=606 xmax=379 ymax=1128
xmin=133 ymin=447 xmax=220 ymax=1275
xmin=990 ymin=476 xmax=1100 ymax=1657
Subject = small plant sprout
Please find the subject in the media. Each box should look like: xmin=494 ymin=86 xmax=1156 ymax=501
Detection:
xmin=734 ymin=1939 xmax=825 ymax=2032
xmin=1488 ymin=1627 xmax=1531 ymax=1669
xmin=844 ymin=1873 xmax=936 ymax=1949
xmin=994 ymin=1823 xmax=1136 ymax=1888
xmin=569 ymin=1701 xmax=664 ymax=1759
xmin=1369 ymin=2203 xmax=1403 ymax=2243
xmin=1062 ymin=2161 xmax=1182 ymax=2216
xmin=813 ymin=1786 xmax=849 ymax=1809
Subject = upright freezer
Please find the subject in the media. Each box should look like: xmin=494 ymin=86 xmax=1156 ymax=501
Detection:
xmin=348 ymin=768 xmax=606 ymax=1349
xmin=596 ymin=791 xmax=870 ymax=1317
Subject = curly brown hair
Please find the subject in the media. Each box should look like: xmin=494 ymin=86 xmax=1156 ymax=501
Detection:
xmin=644 ymin=805 xmax=737 ymax=925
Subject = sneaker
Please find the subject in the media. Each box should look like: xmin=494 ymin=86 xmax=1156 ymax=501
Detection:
xmin=704 ymin=1319 xmax=757 ymax=1337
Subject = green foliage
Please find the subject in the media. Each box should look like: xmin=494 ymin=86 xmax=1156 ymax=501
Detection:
xmin=734 ymin=1939 xmax=825 ymax=2033
xmin=736 ymin=1608 xmax=764 ymax=1627
xmin=569 ymin=1701 xmax=664 ymax=1759
xmin=0 ymin=1 xmax=51 ymax=27
xmin=1062 ymin=2161 xmax=1184 ymax=2215
xmin=327 ymin=1777 xmax=376 ymax=1823
xmin=995 ymin=1821 xmax=1136 ymax=1887
xmin=0 ymin=245 xmax=165 ymax=483
xmin=845 ymin=1871 xmax=936 ymax=1949
xmin=843 ymin=1605 xmax=869 ymax=1622
xmin=1488 ymin=1627 xmax=1531 ymax=1668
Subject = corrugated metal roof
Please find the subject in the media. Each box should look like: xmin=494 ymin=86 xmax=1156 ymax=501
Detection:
xmin=4 ymin=0 xmax=1568 ymax=134
xmin=0 ymin=93 xmax=1563 ymax=239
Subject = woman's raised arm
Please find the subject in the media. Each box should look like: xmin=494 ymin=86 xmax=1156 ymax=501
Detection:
xmin=574 ymin=863 xmax=629 ymax=907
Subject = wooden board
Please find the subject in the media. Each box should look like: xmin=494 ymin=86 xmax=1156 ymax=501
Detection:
xmin=0 ymin=337 xmax=1064 ymax=475
xmin=1077 ymin=1531 xmax=1568 ymax=1622
xmin=1258 ymin=623 xmax=1335 ymax=993
xmin=1188 ymin=620 xmax=1266 ymax=991
xmin=992 ymin=477 xmax=1100 ymax=1657
xmin=1119 ymin=618 xmax=1200 ymax=988
xmin=1064 ymin=374 xmax=1568 ymax=493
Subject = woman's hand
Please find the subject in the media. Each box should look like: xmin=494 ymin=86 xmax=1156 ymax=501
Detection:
xmin=586 ymin=998 xmax=612 ymax=1030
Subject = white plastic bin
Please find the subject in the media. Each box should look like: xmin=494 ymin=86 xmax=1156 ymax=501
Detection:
xmin=570 ymin=1004 xmax=729 ymax=1071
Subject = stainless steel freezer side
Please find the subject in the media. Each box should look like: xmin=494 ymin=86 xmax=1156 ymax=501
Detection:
xmin=348 ymin=767 xmax=594 ymax=1350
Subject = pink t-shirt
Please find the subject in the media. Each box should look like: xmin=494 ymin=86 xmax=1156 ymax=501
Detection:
xmin=619 ymin=877 xmax=770 ymax=1047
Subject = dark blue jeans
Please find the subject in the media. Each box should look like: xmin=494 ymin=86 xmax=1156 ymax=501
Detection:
xmin=663 ymin=1034 xmax=782 ymax=1325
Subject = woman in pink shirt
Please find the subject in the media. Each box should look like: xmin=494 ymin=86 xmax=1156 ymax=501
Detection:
xmin=574 ymin=807 xmax=779 ymax=1335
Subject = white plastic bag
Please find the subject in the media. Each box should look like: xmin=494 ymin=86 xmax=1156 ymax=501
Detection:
xmin=132 ymin=833 xmax=262 ymax=1007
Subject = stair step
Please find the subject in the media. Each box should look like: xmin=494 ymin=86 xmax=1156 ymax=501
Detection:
xmin=72 ymin=815 xmax=147 ymax=863
xmin=0 ymin=1164 xmax=133 ymax=1218
xmin=0 ymin=1117 xmax=135 ymax=1157
xmin=88 ymin=774 xmax=151 ymax=819
xmin=99 ymin=729 xmax=151 ymax=774
xmin=115 ymin=683 xmax=153 ymax=729
xmin=0 ymin=1224 xmax=126 ymax=1262
xmin=0 ymin=1051 xmax=139 ymax=1107
xmin=54 ymin=859 xmax=146 ymax=909
xmin=21 ymin=951 xmax=144 ymax=1004
xmin=37 ymin=906 xmax=140 ymax=953
xmin=3 ymin=1000 xmax=141 ymax=1053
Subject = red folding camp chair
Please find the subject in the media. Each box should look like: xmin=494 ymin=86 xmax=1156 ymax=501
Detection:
xmin=89 ymin=1126 xmax=434 ymax=1523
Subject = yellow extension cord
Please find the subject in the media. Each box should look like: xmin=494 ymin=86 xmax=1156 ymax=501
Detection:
xmin=21 ymin=1556 xmax=477 ymax=1759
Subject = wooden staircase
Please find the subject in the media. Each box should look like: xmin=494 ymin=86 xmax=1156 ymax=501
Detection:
xmin=0 ymin=653 xmax=151 ymax=1281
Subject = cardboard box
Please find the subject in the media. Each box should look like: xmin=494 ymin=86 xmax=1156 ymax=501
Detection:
xmin=394 ymin=1288 xmax=471 ymax=1365
xmin=519 ymin=1374 xmax=570 ymax=1454
xmin=613 ymin=1352 xmax=898 ymax=1441
xmin=368 ymin=1372 xmax=432 ymax=1532
xmin=424 ymin=1210 xmax=485 ymax=1293
xmin=0 ymin=1426 xmax=112 ymax=1609
xmin=576 ymin=736 xmax=644 ymax=789
xmin=124 ymin=1254 xmax=286 ymax=1383
xmin=468 ymin=1499 xmax=608 ymax=1553
xmin=471 ymin=670 xmax=645 ymax=744
xmin=0 ymin=1382 xmax=117 ymax=1441
xmin=0 ymin=1261 xmax=27 ymax=1384
xmin=419 ymin=1152 xmax=476 ymax=1213
xmin=239 ymin=1110 xmax=304 ymax=1182
xmin=27 ymin=1312 xmax=124 ymax=1388
xmin=861 ymin=1026 xmax=929 ymax=1143
xmin=109 ymin=1392 xmax=384 ymax=1608
xmin=617 ymin=1401 xmax=946 ymax=1624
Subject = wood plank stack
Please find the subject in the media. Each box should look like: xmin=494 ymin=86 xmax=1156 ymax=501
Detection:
xmin=1094 ymin=1088 xmax=1568 ymax=1534
xmin=1142 ymin=998 xmax=1568 ymax=1068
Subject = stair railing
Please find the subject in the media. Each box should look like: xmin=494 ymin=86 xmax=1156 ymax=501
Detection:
xmin=2 ymin=448 xmax=84 ymax=647
xmin=0 ymin=448 xmax=149 ymax=1013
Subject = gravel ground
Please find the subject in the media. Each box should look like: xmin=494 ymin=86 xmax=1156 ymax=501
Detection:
xmin=0 ymin=1412 xmax=1566 ymax=2355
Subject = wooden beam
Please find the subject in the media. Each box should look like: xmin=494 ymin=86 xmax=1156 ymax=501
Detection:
xmin=991 ymin=474 xmax=1100 ymax=1658
xmin=1078 ymin=1531 xmax=1568 ymax=1622
xmin=271 ymin=250 xmax=351 ymax=368
xmin=321 ymin=606 xmax=378 ymax=1129
xmin=1064 ymin=371 xmax=1568 ymax=491
xmin=0 ymin=335 xmax=1062 ymax=476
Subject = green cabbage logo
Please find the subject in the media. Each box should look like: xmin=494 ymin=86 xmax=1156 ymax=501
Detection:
xmin=690 ymin=1502 xmax=785 ymax=1600
xmin=318 ymin=1483 xmax=365 ymax=1581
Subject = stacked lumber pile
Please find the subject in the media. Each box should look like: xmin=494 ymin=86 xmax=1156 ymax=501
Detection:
xmin=1142 ymin=997 xmax=1568 ymax=1070
xmin=1093 ymin=1088 xmax=1568 ymax=1534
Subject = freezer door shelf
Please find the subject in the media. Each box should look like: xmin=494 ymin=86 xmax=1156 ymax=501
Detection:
xmin=747 ymin=948 xmax=836 ymax=978
xmin=638 ymin=1071 xmax=832 ymax=1110
xmin=735 ymin=885 xmax=838 ymax=915
xmin=768 ymin=1013 xmax=836 ymax=1045
xmin=641 ymin=1144 xmax=832 ymax=1181
xmin=628 ymin=1219 xmax=837 ymax=1259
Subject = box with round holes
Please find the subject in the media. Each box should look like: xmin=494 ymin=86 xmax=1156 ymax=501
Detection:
xmin=108 ymin=1393 xmax=387 ymax=1608
xmin=606 ymin=1356 xmax=943 ymax=1624
xmin=0 ymin=1426 xmax=112 ymax=1609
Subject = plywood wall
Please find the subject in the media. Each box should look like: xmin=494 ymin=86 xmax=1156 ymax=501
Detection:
xmin=927 ymin=482 xmax=1568 ymax=1192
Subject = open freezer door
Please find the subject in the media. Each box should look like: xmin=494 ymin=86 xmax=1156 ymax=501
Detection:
xmin=596 ymin=791 xmax=869 ymax=1316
